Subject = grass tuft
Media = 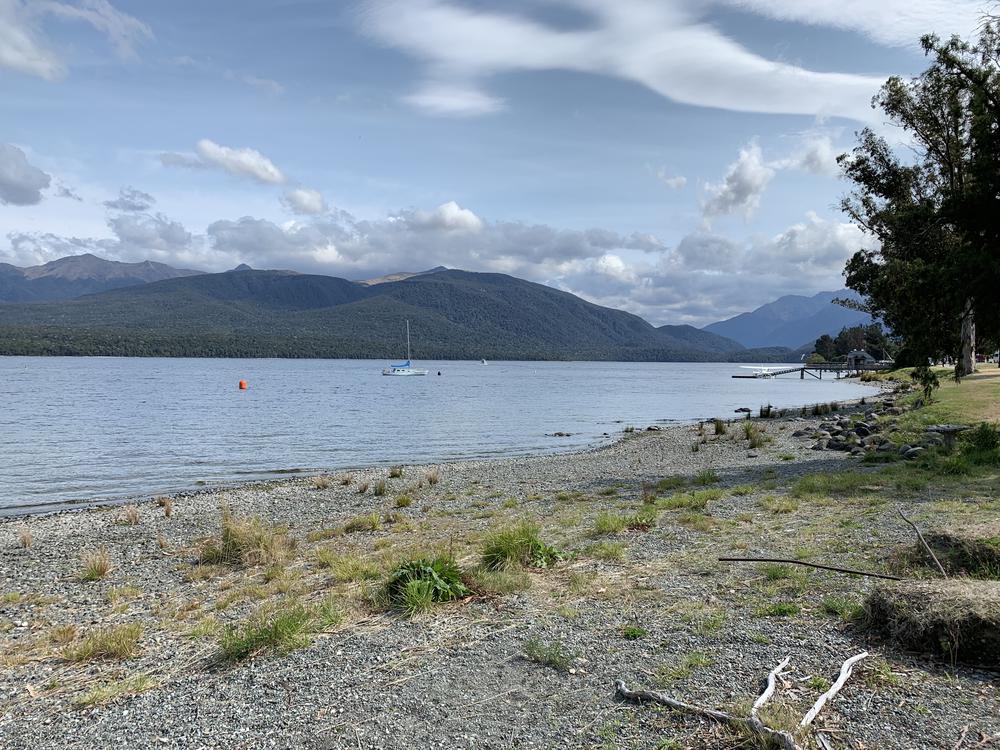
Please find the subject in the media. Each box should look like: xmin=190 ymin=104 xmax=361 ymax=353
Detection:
xmin=219 ymin=598 xmax=338 ymax=661
xmin=122 ymin=505 xmax=140 ymax=526
xmin=425 ymin=468 xmax=440 ymax=485
xmin=385 ymin=556 xmax=468 ymax=615
xmin=481 ymin=521 xmax=560 ymax=570
xmin=523 ymin=637 xmax=575 ymax=671
xmin=64 ymin=623 xmax=143 ymax=662
xmin=693 ymin=469 xmax=720 ymax=485
xmin=72 ymin=673 xmax=156 ymax=708
xmin=389 ymin=465 xmax=404 ymax=478
xmin=373 ymin=480 xmax=387 ymax=496
xmin=311 ymin=475 xmax=332 ymax=490
xmin=343 ymin=512 xmax=382 ymax=533
xmin=18 ymin=527 xmax=33 ymax=549
xmin=197 ymin=510 xmax=295 ymax=567
xmin=80 ymin=547 xmax=112 ymax=581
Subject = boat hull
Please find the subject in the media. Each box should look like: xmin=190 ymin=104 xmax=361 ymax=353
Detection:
xmin=382 ymin=368 xmax=428 ymax=376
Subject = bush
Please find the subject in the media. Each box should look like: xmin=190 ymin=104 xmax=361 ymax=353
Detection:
xmin=481 ymin=521 xmax=560 ymax=570
xmin=965 ymin=423 xmax=1000 ymax=453
xmin=388 ymin=465 xmax=404 ymax=478
xmin=395 ymin=494 xmax=413 ymax=508
xmin=385 ymin=556 xmax=468 ymax=615
xmin=910 ymin=366 xmax=940 ymax=403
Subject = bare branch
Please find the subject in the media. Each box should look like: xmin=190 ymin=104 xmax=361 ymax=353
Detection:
xmin=752 ymin=656 xmax=791 ymax=719
xmin=898 ymin=508 xmax=948 ymax=577
xmin=800 ymin=651 xmax=869 ymax=728
xmin=718 ymin=557 xmax=902 ymax=581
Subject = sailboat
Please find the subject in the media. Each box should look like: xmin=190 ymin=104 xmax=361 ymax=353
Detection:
xmin=382 ymin=320 xmax=428 ymax=376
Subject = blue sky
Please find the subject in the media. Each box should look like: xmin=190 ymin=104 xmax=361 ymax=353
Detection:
xmin=0 ymin=0 xmax=985 ymax=325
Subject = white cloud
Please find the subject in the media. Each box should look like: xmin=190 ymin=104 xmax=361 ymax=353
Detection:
xmin=774 ymin=133 xmax=841 ymax=176
xmin=0 ymin=0 xmax=151 ymax=80
xmin=0 ymin=143 xmax=52 ymax=206
xmin=103 ymin=186 xmax=155 ymax=212
xmin=403 ymin=82 xmax=505 ymax=116
xmin=656 ymin=170 xmax=687 ymax=190
xmin=717 ymin=0 xmax=981 ymax=48
xmin=161 ymin=140 xmax=287 ymax=184
xmin=195 ymin=139 xmax=286 ymax=184
xmin=224 ymin=70 xmax=285 ymax=95
xmin=360 ymin=0 xmax=887 ymax=120
xmin=408 ymin=201 xmax=484 ymax=231
xmin=281 ymin=188 xmax=328 ymax=215
xmin=703 ymin=142 xmax=775 ymax=217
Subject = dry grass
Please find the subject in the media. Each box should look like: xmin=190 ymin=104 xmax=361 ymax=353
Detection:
xmin=73 ymin=673 xmax=156 ymax=708
xmin=357 ymin=482 xmax=369 ymax=494
xmin=80 ymin=548 xmax=112 ymax=581
xmin=425 ymin=468 xmax=440 ymax=485
xmin=311 ymin=475 xmax=333 ymax=490
xmin=339 ymin=474 xmax=354 ymax=486
xmin=123 ymin=505 xmax=140 ymax=525
xmin=63 ymin=623 xmax=143 ymax=662
xmin=18 ymin=527 xmax=32 ymax=549
xmin=863 ymin=579 xmax=1000 ymax=666
xmin=343 ymin=512 xmax=382 ymax=533
xmin=197 ymin=510 xmax=295 ymax=567
xmin=925 ymin=522 xmax=1000 ymax=578
xmin=373 ymin=480 xmax=387 ymax=496
xmin=156 ymin=496 xmax=173 ymax=518
xmin=389 ymin=465 xmax=404 ymax=478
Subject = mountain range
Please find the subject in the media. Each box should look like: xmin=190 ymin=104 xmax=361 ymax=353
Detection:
xmin=702 ymin=290 xmax=871 ymax=349
xmin=0 ymin=253 xmax=863 ymax=360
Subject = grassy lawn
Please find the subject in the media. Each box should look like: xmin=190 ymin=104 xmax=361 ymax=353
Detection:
xmin=888 ymin=364 xmax=1000 ymax=440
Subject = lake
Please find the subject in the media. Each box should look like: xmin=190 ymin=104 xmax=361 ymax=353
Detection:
xmin=0 ymin=357 xmax=877 ymax=515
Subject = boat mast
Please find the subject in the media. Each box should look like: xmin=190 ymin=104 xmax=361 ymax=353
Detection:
xmin=406 ymin=319 xmax=412 ymax=361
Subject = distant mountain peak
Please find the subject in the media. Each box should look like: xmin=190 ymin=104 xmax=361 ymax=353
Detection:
xmin=231 ymin=263 xmax=254 ymax=272
xmin=359 ymin=266 xmax=449 ymax=286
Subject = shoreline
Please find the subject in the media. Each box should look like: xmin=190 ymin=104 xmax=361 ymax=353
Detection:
xmin=7 ymin=382 xmax=995 ymax=750
xmin=0 ymin=378 xmax=885 ymax=521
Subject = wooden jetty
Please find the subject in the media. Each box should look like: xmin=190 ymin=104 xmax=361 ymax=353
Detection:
xmin=732 ymin=363 xmax=892 ymax=380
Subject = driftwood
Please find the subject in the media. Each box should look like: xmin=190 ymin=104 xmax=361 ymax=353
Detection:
xmin=616 ymin=652 xmax=869 ymax=749
xmin=718 ymin=557 xmax=902 ymax=580
xmin=898 ymin=508 xmax=948 ymax=578
xmin=800 ymin=651 xmax=868 ymax=727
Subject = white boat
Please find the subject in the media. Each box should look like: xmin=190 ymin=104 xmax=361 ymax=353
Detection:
xmin=481 ymin=359 xmax=487 ymax=365
xmin=382 ymin=320 xmax=428 ymax=376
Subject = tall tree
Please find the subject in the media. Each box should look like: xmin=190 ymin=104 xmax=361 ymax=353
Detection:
xmin=839 ymin=27 xmax=1000 ymax=375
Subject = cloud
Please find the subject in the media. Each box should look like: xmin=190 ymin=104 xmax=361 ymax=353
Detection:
xmin=103 ymin=186 xmax=155 ymax=212
xmin=717 ymin=0 xmax=981 ymax=48
xmin=406 ymin=200 xmax=484 ymax=231
xmin=359 ymin=0 xmax=888 ymax=120
xmin=281 ymin=188 xmax=327 ymax=215
xmin=0 ymin=143 xmax=52 ymax=206
xmin=160 ymin=139 xmax=286 ymax=184
xmin=0 ymin=0 xmax=151 ymax=80
xmin=653 ymin=168 xmax=687 ymax=190
xmin=773 ymin=133 xmax=841 ymax=176
xmin=703 ymin=142 xmax=775 ymax=217
xmin=224 ymin=70 xmax=285 ymax=95
xmin=55 ymin=183 xmax=82 ymax=201
xmin=403 ymin=82 xmax=505 ymax=116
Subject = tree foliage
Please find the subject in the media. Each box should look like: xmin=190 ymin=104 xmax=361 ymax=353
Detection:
xmin=840 ymin=27 xmax=1000 ymax=375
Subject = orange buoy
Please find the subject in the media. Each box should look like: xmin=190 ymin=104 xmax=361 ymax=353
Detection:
xmin=238 ymin=379 xmax=248 ymax=390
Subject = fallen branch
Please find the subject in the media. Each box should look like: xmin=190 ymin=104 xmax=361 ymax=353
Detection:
xmin=898 ymin=508 xmax=948 ymax=578
xmin=614 ymin=680 xmax=801 ymax=750
xmin=800 ymin=651 xmax=868 ymax=727
xmin=718 ymin=557 xmax=902 ymax=580
xmin=752 ymin=655 xmax=791 ymax=718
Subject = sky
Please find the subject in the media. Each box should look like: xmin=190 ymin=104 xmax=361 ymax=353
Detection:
xmin=0 ymin=0 xmax=988 ymax=326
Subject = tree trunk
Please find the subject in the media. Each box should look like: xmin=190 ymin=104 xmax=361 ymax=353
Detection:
xmin=960 ymin=298 xmax=976 ymax=376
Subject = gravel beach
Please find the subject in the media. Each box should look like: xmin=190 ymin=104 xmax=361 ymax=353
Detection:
xmin=1 ymin=391 xmax=997 ymax=750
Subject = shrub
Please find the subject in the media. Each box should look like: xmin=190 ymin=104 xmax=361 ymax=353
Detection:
xmin=481 ymin=521 xmax=560 ymax=570
xmin=910 ymin=366 xmax=940 ymax=403
xmin=713 ymin=418 xmax=726 ymax=435
xmin=81 ymin=548 xmax=112 ymax=581
xmin=64 ymin=623 xmax=143 ymax=661
xmin=311 ymin=475 xmax=332 ymax=490
xmin=965 ymin=423 xmax=1000 ymax=453
xmin=389 ymin=465 xmax=404 ymax=479
xmin=197 ymin=510 xmax=295 ymax=567
xmin=523 ymin=637 xmax=575 ymax=671
xmin=385 ymin=556 xmax=468 ymax=615
xmin=373 ymin=480 xmax=387 ymax=496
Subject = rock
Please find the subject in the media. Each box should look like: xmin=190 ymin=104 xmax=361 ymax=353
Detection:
xmin=904 ymin=447 xmax=925 ymax=459
xmin=876 ymin=441 xmax=895 ymax=452
xmin=854 ymin=424 xmax=871 ymax=437
xmin=811 ymin=440 xmax=829 ymax=451
xmin=747 ymin=452 xmax=759 ymax=458
xmin=792 ymin=429 xmax=810 ymax=438
xmin=851 ymin=447 xmax=865 ymax=455
xmin=645 ymin=426 xmax=661 ymax=431
xmin=898 ymin=444 xmax=912 ymax=456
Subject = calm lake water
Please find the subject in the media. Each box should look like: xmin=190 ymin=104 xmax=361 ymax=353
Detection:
xmin=0 ymin=358 xmax=877 ymax=515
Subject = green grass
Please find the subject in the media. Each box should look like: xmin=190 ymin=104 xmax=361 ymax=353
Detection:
xmin=622 ymin=624 xmax=647 ymax=640
xmin=753 ymin=602 xmax=800 ymax=618
xmin=657 ymin=651 xmax=713 ymax=683
xmin=467 ymin=568 xmax=532 ymax=594
xmin=219 ymin=596 xmax=341 ymax=661
xmin=343 ymin=512 xmax=382 ymax=533
xmin=655 ymin=476 xmax=687 ymax=492
xmin=659 ymin=488 xmax=723 ymax=510
xmin=64 ymin=623 xmax=143 ymax=662
xmin=693 ymin=469 xmax=720 ymax=485
xmin=821 ymin=595 xmax=863 ymax=621
xmin=730 ymin=484 xmax=755 ymax=496
xmin=312 ymin=549 xmax=382 ymax=581
xmin=384 ymin=556 xmax=469 ymax=615
xmin=676 ymin=512 xmax=716 ymax=531
xmin=80 ymin=548 xmax=112 ymax=581
xmin=760 ymin=495 xmax=799 ymax=514
xmin=792 ymin=471 xmax=873 ymax=498
xmin=395 ymin=494 xmax=413 ymax=508
xmin=481 ymin=521 xmax=561 ymax=569
xmin=523 ymin=637 xmax=576 ymax=671
xmin=593 ymin=511 xmax=627 ymax=534
xmin=586 ymin=541 xmax=626 ymax=561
